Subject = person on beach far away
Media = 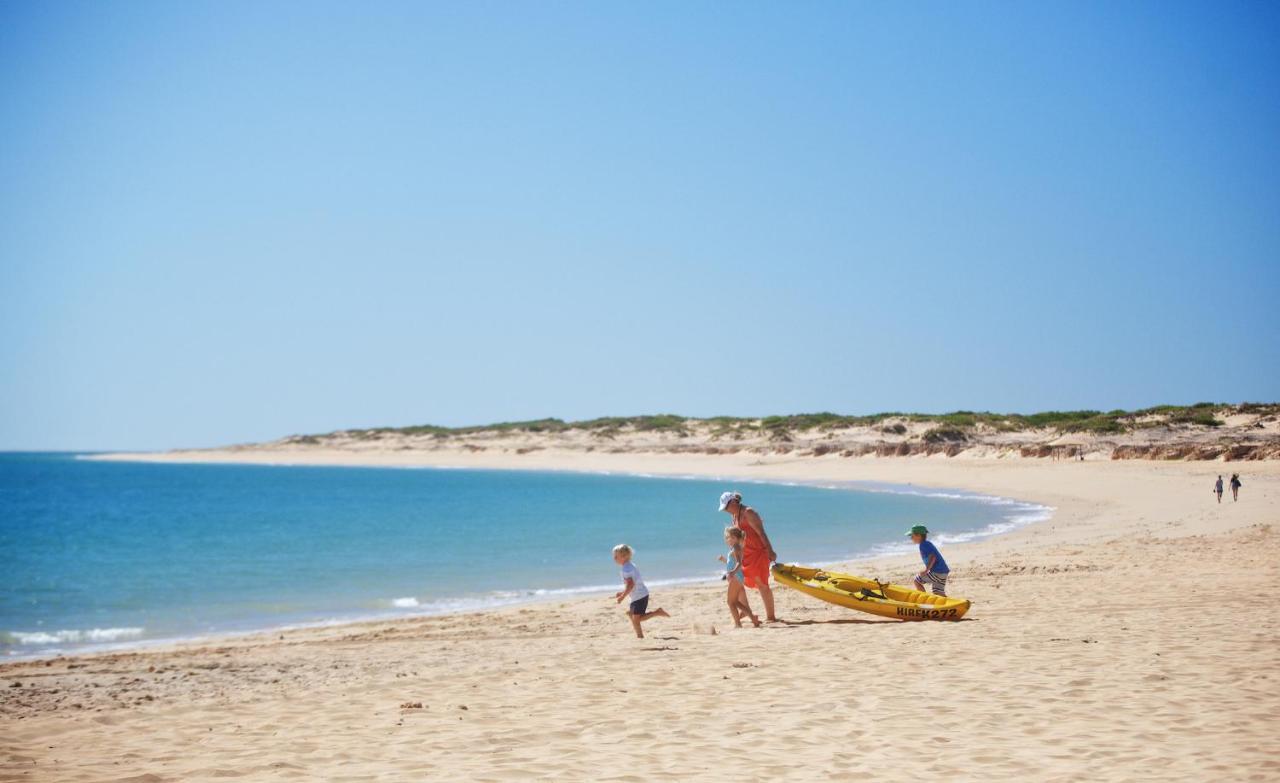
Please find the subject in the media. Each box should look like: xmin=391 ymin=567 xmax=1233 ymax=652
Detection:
xmin=719 ymin=491 xmax=779 ymax=622
xmin=1230 ymin=473 xmax=1242 ymax=502
xmin=1214 ymin=475 xmax=1224 ymax=503
xmin=908 ymin=525 xmax=951 ymax=596
xmin=612 ymin=544 xmax=669 ymax=639
xmin=718 ymin=526 xmax=761 ymax=628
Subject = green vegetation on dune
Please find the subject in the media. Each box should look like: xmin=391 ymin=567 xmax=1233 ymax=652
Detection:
xmin=1059 ymin=415 xmax=1128 ymax=434
xmin=1012 ymin=410 xmax=1102 ymax=428
xmin=463 ymin=418 xmax=568 ymax=434
xmin=298 ymin=403 xmax=1275 ymax=442
xmin=760 ymin=413 xmax=873 ymax=430
xmin=577 ymin=414 xmax=689 ymax=432
xmin=922 ymin=426 xmax=968 ymax=443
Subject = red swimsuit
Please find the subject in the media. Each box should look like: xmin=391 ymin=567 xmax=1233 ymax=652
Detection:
xmin=734 ymin=506 xmax=771 ymax=588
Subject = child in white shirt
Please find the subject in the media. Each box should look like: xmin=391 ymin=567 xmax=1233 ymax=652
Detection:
xmin=613 ymin=544 xmax=669 ymax=639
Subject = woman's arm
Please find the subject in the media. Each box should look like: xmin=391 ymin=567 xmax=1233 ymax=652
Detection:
xmin=743 ymin=509 xmax=777 ymax=561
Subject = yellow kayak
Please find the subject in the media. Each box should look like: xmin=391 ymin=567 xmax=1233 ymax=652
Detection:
xmin=772 ymin=564 xmax=971 ymax=621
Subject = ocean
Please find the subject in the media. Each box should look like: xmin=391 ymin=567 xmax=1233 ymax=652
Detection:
xmin=0 ymin=452 xmax=1050 ymax=657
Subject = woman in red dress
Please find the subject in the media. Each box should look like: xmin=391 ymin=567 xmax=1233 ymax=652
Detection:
xmin=718 ymin=491 xmax=779 ymax=622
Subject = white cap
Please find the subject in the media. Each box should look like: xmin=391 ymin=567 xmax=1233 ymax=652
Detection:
xmin=718 ymin=491 xmax=741 ymax=512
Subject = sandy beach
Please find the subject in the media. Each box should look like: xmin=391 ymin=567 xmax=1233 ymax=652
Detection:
xmin=6 ymin=0 xmax=1277 ymax=779
xmin=3 ymin=452 xmax=1278 ymax=782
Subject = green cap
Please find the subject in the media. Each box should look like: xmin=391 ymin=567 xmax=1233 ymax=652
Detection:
xmin=905 ymin=525 xmax=929 ymax=536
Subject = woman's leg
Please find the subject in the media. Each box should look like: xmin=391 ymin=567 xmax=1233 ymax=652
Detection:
xmin=742 ymin=556 xmax=779 ymax=622
xmin=756 ymin=582 xmax=777 ymax=622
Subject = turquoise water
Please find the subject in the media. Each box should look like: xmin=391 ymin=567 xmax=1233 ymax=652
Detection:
xmin=0 ymin=453 xmax=1048 ymax=656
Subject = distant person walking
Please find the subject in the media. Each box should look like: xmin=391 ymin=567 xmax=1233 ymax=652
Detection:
xmin=1214 ymin=475 xmax=1224 ymax=503
xmin=1230 ymin=473 xmax=1242 ymax=502
xmin=719 ymin=491 xmax=779 ymax=622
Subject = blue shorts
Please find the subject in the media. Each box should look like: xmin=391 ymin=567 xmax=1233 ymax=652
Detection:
xmin=629 ymin=596 xmax=649 ymax=616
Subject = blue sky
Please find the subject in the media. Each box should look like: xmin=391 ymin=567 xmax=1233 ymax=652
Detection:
xmin=2 ymin=1 xmax=1277 ymax=450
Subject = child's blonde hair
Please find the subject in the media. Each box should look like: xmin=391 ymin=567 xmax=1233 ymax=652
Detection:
xmin=725 ymin=526 xmax=744 ymax=541
xmin=612 ymin=544 xmax=633 ymax=558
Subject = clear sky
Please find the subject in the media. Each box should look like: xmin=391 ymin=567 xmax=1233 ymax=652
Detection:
xmin=2 ymin=1 xmax=1278 ymax=450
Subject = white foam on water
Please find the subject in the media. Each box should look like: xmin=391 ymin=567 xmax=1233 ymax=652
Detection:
xmin=717 ymin=478 xmax=1057 ymax=568
xmin=817 ymin=498 xmax=1055 ymax=566
xmin=377 ymin=574 xmax=721 ymax=618
xmin=5 ymin=627 xmax=144 ymax=645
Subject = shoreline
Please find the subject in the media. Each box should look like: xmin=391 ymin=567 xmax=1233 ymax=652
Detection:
xmin=8 ymin=460 xmax=1052 ymax=662
xmin=5 ymin=452 xmax=1277 ymax=780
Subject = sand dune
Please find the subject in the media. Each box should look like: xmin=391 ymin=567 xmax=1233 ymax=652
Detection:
xmin=92 ymin=403 xmax=1280 ymax=467
xmin=3 ymin=457 xmax=1278 ymax=781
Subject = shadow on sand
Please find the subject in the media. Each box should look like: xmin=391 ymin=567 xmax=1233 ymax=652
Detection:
xmin=779 ymin=616 xmax=978 ymax=626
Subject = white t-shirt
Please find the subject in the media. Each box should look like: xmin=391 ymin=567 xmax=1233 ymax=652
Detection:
xmin=619 ymin=562 xmax=649 ymax=601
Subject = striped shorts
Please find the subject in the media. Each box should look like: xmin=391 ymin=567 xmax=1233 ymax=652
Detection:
xmin=916 ymin=571 xmax=949 ymax=597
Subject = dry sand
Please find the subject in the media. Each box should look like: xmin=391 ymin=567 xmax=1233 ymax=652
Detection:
xmin=4 ymin=452 xmax=1279 ymax=782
